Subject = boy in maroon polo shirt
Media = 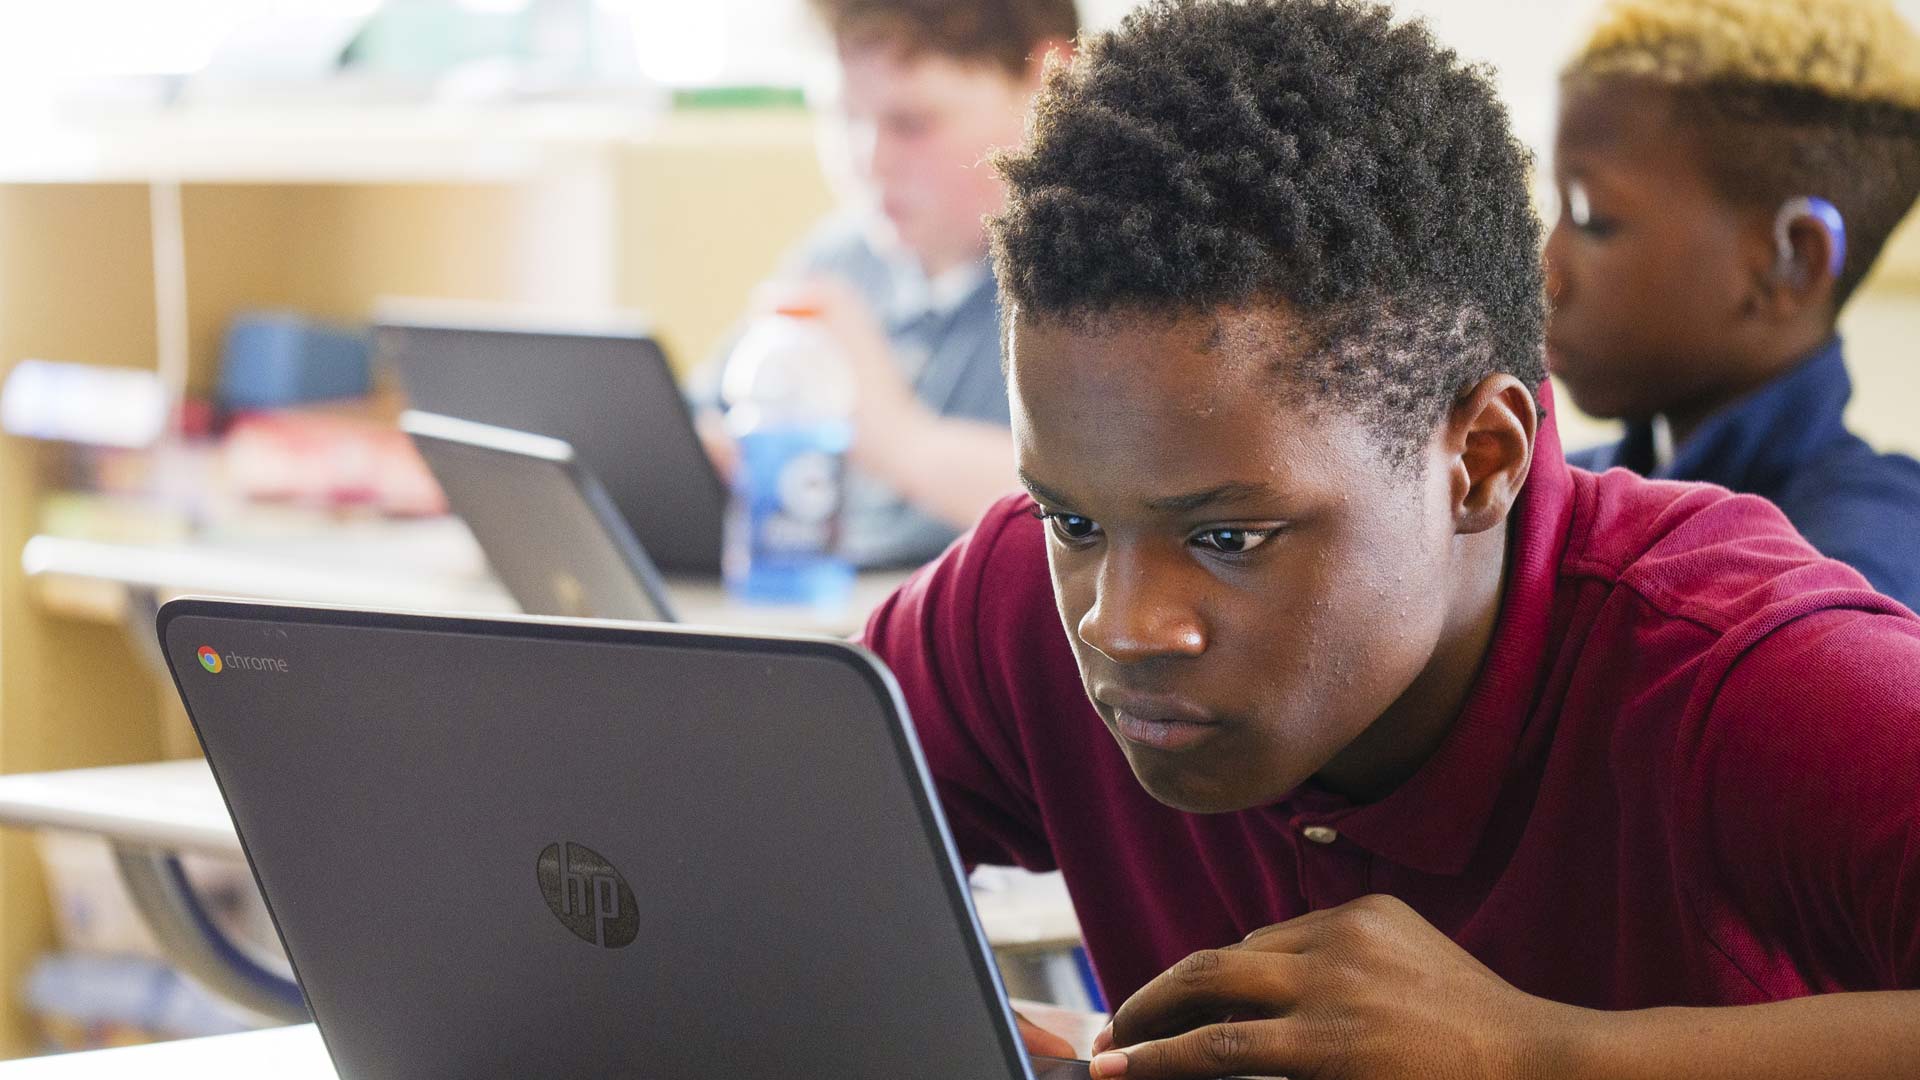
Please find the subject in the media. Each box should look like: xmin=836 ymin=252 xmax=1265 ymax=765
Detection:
xmin=859 ymin=1 xmax=1920 ymax=1077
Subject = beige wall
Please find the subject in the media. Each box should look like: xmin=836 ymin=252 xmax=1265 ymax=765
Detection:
xmin=1837 ymin=217 xmax=1920 ymax=458
xmin=615 ymin=114 xmax=835 ymax=369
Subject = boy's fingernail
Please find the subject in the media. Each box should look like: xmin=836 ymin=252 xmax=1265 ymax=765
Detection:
xmin=1090 ymin=1050 xmax=1129 ymax=1077
xmin=1090 ymin=1023 xmax=1114 ymax=1053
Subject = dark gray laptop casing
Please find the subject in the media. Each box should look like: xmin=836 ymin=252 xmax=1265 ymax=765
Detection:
xmin=159 ymin=599 xmax=1084 ymax=1079
xmin=401 ymin=410 xmax=678 ymax=624
xmin=378 ymin=316 xmax=726 ymax=575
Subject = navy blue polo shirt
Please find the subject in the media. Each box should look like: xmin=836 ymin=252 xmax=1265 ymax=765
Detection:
xmin=1569 ymin=338 xmax=1920 ymax=611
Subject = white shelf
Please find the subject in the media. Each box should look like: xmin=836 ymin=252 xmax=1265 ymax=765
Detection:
xmin=0 ymin=102 xmax=812 ymax=185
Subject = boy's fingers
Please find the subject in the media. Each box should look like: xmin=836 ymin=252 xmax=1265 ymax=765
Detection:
xmin=1091 ymin=1020 xmax=1302 ymax=1080
xmin=1109 ymin=948 xmax=1303 ymax=1049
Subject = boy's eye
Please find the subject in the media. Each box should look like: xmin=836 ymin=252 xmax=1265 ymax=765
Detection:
xmin=1047 ymin=513 xmax=1099 ymax=541
xmin=1193 ymin=527 xmax=1274 ymax=554
xmin=1565 ymin=181 xmax=1593 ymax=228
xmin=1562 ymin=181 xmax=1616 ymax=237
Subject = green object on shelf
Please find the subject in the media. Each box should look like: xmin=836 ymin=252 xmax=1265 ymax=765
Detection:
xmin=343 ymin=3 xmax=530 ymax=74
xmin=672 ymin=85 xmax=807 ymax=110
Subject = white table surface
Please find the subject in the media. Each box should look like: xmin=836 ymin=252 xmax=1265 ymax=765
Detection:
xmin=0 ymin=999 xmax=1107 ymax=1076
xmin=0 ymin=761 xmax=1084 ymax=948
xmin=0 ymin=1025 xmax=332 ymax=1078
xmin=22 ymin=524 xmax=911 ymax=638
xmin=0 ymin=762 xmax=234 ymax=858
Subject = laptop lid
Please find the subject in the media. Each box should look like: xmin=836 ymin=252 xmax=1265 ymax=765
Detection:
xmin=401 ymin=410 xmax=678 ymax=624
xmin=158 ymin=599 xmax=1078 ymax=1079
xmin=376 ymin=308 xmax=725 ymax=575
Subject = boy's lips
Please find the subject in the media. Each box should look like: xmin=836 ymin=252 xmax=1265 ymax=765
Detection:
xmin=1095 ymin=691 xmax=1224 ymax=752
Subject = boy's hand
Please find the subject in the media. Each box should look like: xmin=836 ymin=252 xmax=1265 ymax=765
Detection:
xmin=1089 ymin=894 xmax=1575 ymax=1080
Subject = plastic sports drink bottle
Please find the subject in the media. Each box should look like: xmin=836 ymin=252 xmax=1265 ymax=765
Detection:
xmin=720 ymin=304 xmax=856 ymax=606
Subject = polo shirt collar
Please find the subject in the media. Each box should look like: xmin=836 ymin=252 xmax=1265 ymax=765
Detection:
xmin=1656 ymin=337 xmax=1852 ymax=492
xmin=1596 ymin=338 xmax=1853 ymax=489
xmin=1300 ymin=383 xmax=1576 ymax=876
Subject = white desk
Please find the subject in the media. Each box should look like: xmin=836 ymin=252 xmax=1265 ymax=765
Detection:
xmin=0 ymin=1024 xmax=332 ymax=1078
xmin=0 ymin=1000 xmax=1107 ymax=1075
xmin=23 ymin=521 xmax=911 ymax=638
xmin=0 ymin=762 xmax=235 ymax=860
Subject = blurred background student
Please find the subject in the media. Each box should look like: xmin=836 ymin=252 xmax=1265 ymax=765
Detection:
xmin=1548 ymin=0 xmax=1920 ymax=609
xmin=701 ymin=0 xmax=1078 ymax=569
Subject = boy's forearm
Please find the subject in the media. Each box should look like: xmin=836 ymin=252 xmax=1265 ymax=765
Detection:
xmin=859 ymin=407 xmax=1019 ymax=529
xmin=1548 ymin=991 xmax=1920 ymax=1080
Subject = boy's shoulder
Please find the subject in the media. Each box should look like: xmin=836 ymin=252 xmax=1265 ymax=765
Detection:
xmin=859 ymin=493 xmax=1068 ymax=713
xmin=1559 ymin=463 xmax=1919 ymax=809
xmin=878 ymin=493 xmax=1056 ymax=644
xmin=1561 ymin=464 xmax=1907 ymax=635
xmin=1774 ymin=435 xmax=1920 ymax=609
xmin=1555 ymin=467 xmax=1920 ymax=907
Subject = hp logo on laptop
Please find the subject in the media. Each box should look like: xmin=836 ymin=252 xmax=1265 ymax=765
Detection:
xmin=536 ymin=842 xmax=638 ymax=949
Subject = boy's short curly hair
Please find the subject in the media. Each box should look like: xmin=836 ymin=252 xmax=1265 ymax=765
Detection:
xmin=988 ymin=0 xmax=1546 ymax=466
xmin=808 ymin=0 xmax=1080 ymax=79
xmin=1566 ymin=0 xmax=1920 ymax=306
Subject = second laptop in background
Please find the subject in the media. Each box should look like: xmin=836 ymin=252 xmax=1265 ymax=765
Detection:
xmin=378 ymin=308 xmax=726 ymax=576
xmin=403 ymin=409 xmax=678 ymax=624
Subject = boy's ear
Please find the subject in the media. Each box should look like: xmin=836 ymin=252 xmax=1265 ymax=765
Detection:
xmin=1747 ymin=212 xmax=1840 ymax=320
xmin=1439 ymin=374 xmax=1537 ymax=536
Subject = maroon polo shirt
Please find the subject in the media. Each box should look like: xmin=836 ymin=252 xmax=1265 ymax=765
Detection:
xmin=861 ymin=397 xmax=1920 ymax=1011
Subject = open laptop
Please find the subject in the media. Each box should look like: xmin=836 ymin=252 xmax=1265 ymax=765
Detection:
xmin=158 ymin=598 xmax=1099 ymax=1079
xmin=401 ymin=409 xmax=678 ymax=624
xmin=376 ymin=306 xmax=726 ymax=575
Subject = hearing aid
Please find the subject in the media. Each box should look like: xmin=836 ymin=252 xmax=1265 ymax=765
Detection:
xmin=1773 ymin=196 xmax=1847 ymax=285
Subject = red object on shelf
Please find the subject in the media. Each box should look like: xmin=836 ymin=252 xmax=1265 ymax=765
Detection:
xmin=221 ymin=411 xmax=446 ymax=517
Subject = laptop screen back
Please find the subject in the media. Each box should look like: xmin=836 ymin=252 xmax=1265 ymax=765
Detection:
xmin=379 ymin=319 xmax=725 ymax=575
xmin=162 ymin=601 xmax=1030 ymax=1080
xmin=403 ymin=412 xmax=678 ymax=624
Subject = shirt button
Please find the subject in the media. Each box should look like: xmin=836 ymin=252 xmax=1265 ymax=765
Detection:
xmin=1301 ymin=825 xmax=1339 ymax=845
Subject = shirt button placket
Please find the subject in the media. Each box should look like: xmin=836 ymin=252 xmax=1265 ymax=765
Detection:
xmin=1296 ymin=821 xmax=1372 ymax=911
xmin=1290 ymin=820 xmax=1340 ymax=909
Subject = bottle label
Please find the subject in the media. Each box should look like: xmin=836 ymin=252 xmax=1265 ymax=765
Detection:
xmin=725 ymin=423 xmax=853 ymax=603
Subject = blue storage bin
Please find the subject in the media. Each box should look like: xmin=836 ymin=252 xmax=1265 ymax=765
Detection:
xmin=219 ymin=312 xmax=372 ymax=409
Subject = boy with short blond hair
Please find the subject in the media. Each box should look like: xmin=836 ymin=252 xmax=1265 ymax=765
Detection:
xmin=1551 ymin=0 xmax=1920 ymax=608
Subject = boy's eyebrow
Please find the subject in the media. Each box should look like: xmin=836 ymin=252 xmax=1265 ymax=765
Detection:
xmin=1019 ymin=472 xmax=1279 ymax=516
xmin=1143 ymin=481 xmax=1276 ymax=514
xmin=1018 ymin=471 xmax=1079 ymax=508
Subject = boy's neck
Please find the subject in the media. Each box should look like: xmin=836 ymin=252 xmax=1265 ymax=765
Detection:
xmin=1665 ymin=322 xmax=1836 ymax=447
